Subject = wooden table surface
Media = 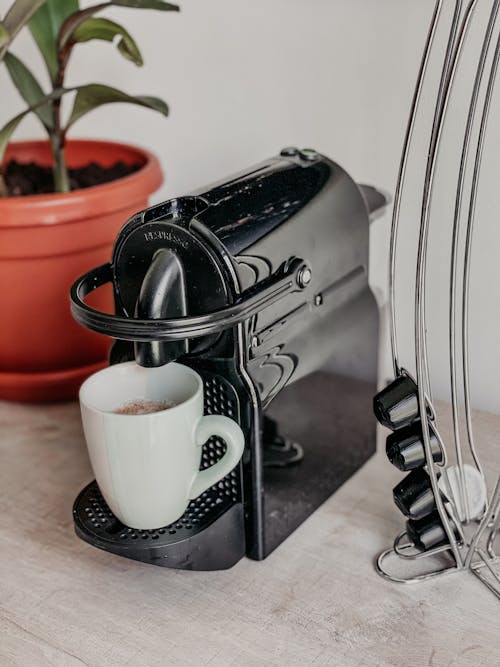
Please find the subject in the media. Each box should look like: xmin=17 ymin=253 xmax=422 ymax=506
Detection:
xmin=1 ymin=398 xmax=499 ymax=667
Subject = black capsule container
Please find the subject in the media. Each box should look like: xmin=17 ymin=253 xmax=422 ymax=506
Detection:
xmin=406 ymin=511 xmax=459 ymax=552
xmin=386 ymin=422 xmax=443 ymax=471
xmin=373 ymin=374 xmax=420 ymax=431
xmin=393 ymin=468 xmax=436 ymax=521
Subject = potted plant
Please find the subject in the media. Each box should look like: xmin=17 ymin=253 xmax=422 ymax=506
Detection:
xmin=0 ymin=0 xmax=179 ymax=402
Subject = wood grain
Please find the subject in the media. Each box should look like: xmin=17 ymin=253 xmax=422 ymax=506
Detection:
xmin=0 ymin=399 xmax=499 ymax=666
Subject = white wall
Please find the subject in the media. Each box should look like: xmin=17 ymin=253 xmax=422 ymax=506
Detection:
xmin=2 ymin=1 xmax=499 ymax=412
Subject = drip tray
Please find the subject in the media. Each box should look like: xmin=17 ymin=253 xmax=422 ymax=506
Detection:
xmin=73 ymin=481 xmax=245 ymax=570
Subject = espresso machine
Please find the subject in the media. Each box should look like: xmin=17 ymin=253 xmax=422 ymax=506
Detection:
xmin=70 ymin=147 xmax=386 ymax=570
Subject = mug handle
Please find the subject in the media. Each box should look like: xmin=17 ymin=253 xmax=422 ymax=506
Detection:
xmin=188 ymin=416 xmax=245 ymax=499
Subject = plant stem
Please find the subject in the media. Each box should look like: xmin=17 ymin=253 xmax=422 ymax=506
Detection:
xmin=50 ymin=47 xmax=70 ymax=193
xmin=50 ymin=93 xmax=70 ymax=193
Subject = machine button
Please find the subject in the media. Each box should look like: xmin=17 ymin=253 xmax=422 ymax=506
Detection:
xmin=298 ymin=148 xmax=319 ymax=161
xmin=280 ymin=146 xmax=299 ymax=157
xmin=297 ymin=265 xmax=312 ymax=288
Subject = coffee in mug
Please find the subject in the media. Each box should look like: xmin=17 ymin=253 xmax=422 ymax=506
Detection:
xmin=114 ymin=399 xmax=176 ymax=415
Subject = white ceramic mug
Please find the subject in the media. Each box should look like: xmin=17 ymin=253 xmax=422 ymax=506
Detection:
xmin=79 ymin=361 xmax=244 ymax=529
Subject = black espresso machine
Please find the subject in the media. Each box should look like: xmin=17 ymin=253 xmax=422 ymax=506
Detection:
xmin=70 ymin=147 xmax=386 ymax=570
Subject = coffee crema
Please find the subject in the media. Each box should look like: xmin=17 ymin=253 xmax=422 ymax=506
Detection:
xmin=113 ymin=399 xmax=176 ymax=415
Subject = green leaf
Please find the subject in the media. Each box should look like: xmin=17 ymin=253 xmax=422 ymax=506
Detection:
xmin=0 ymin=0 xmax=46 ymax=61
xmin=72 ymin=18 xmax=143 ymax=66
xmin=0 ymin=23 xmax=9 ymax=48
xmin=29 ymin=0 xmax=79 ymax=81
xmin=0 ymin=88 xmax=65 ymax=164
xmin=66 ymin=83 xmax=168 ymax=129
xmin=0 ymin=115 xmax=27 ymax=166
xmin=4 ymin=52 xmax=53 ymax=129
xmin=111 ymin=1 xmax=179 ymax=10
xmin=58 ymin=0 xmax=178 ymax=51
xmin=2 ymin=0 xmax=48 ymax=32
xmin=58 ymin=3 xmax=110 ymax=50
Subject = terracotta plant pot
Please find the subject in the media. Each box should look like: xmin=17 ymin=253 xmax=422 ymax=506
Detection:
xmin=0 ymin=139 xmax=163 ymax=402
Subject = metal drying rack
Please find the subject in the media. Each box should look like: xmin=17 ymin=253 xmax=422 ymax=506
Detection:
xmin=376 ymin=0 xmax=500 ymax=598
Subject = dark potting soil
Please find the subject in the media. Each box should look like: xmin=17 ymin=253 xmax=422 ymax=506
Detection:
xmin=4 ymin=159 xmax=141 ymax=196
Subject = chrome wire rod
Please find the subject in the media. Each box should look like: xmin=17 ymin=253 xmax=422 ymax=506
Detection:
xmin=433 ymin=422 xmax=449 ymax=468
xmin=375 ymin=545 xmax=459 ymax=583
xmin=471 ymin=550 xmax=500 ymax=600
xmin=393 ymin=531 xmax=453 ymax=560
xmin=487 ymin=508 xmax=500 ymax=558
xmin=415 ymin=0 xmax=480 ymax=569
xmin=389 ymin=0 xmax=444 ymax=378
xmin=449 ymin=0 xmax=499 ymax=523
xmin=462 ymin=31 xmax=500 ymax=522
xmin=419 ymin=0 xmax=465 ymax=403
xmin=466 ymin=477 xmax=500 ymax=566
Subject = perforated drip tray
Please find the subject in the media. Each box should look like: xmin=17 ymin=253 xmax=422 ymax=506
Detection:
xmin=74 ymin=480 xmax=245 ymax=570
xmin=75 ymin=480 xmax=235 ymax=542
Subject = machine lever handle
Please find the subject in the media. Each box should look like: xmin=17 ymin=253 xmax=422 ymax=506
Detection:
xmin=70 ymin=258 xmax=308 ymax=342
